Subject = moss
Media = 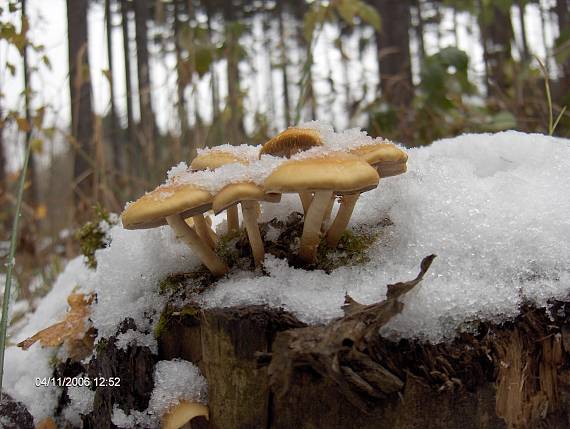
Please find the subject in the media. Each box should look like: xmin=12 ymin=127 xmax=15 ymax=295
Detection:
xmin=315 ymin=229 xmax=379 ymax=273
xmin=215 ymin=229 xmax=250 ymax=267
xmin=154 ymin=305 xmax=200 ymax=338
xmin=75 ymin=205 xmax=117 ymax=269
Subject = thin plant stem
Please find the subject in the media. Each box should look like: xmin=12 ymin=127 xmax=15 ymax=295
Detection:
xmin=0 ymin=139 xmax=32 ymax=393
xmin=535 ymin=56 xmax=554 ymax=135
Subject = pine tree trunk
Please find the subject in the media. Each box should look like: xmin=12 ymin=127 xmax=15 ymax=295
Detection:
xmin=173 ymin=0 xmax=189 ymax=142
xmin=413 ymin=0 xmax=426 ymax=63
xmin=222 ymin=3 xmax=245 ymax=145
xmin=478 ymin=2 xmax=514 ymax=95
xmin=373 ymin=0 xmax=414 ymax=107
xmin=262 ymin=2 xmax=277 ymax=126
xmin=277 ymin=2 xmax=291 ymax=127
xmin=555 ymin=0 xmax=570 ymax=95
xmin=204 ymin=2 xmax=220 ymax=121
xmin=517 ymin=0 xmax=530 ymax=62
xmin=0 ymin=94 xmax=5 ymax=193
xmin=104 ymin=0 xmax=120 ymax=172
xmin=66 ymin=0 xmax=95 ymax=215
xmin=120 ymin=0 xmax=137 ymax=186
xmin=133 ymin=0 xmax=156 ymax=168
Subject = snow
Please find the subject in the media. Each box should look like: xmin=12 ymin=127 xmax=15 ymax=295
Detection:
xmin=4 ymin=129 xmax=570 ymax=424
xmin=62 ymin=385 xmax=95 ymax=427
xmin=148 ymin=359 xmax=207 ymax=414
xmin=202 ymin=131 xmax=570 ymax=341
xmin=111 ymin=359 xmax=207 ymax=428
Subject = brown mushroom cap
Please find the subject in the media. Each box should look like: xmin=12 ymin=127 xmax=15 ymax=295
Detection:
xmin=264 ymin=153 xmax=379 ymax=195
xmin=212 ymin=182 xmax=281 ymax=214
xmin=190 ymin=151 xmax=248 ymax=171
xmin=349 ymin=142 xmax=408 ymax=177
xmin=121 ymin=184 xmax=212 ymax=230
xmin=260 ymin=128 xmax=323 ymax=158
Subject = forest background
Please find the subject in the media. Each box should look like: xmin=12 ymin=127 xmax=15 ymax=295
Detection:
xmin=0 ymin=0 xmax=569 ymax=305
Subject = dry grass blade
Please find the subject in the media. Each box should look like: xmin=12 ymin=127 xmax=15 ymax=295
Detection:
xmin=0 ymin=140 xmax=33 ymax=393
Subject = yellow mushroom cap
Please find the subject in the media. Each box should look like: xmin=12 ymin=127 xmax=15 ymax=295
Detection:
xmin=121 ymin=184 xmax=213 ymax=230
xmin=213 ymin=182 xmax=281 ymax=214
xmin=190 ymin=151 xmax=248 ymax=171
xmin=162 ymin=400 xmax=209 ymax=429
xmin=260 ymin=128 xmax=323 ymax=158
xmin=265 ymin=153 xmax=379 ymax=195
xmin=349 ymin=142 xmax=408 ymax=177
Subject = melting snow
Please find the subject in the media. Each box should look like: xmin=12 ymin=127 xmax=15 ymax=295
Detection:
xmin=4 ymin=130 xmax=570 ymax=423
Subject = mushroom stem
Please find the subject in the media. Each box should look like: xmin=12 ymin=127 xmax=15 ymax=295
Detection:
xmin=192 ymin=214 xmax=217 ymax=249
xmin=166 ymin=214 xmax=228 ymax=276
xmin=299 ymin=191 xmax=313 ymax=214
xmin=321 ymin=194 xmax=336 ymax=232
xmin=326 ymin=193 xmax=360 ymax=248
xmin=241 ymin=200 xmax=265 ymax=267
xmin=226 ymin=205 xmax=240 ymax=234
xmin=299 ymin=190 xmax=333 ymax=263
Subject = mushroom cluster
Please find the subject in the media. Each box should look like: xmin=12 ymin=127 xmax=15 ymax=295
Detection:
xmin=121 ymin=124 xmax=407 ymax=276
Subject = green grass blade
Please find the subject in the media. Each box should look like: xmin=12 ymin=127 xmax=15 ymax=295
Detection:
xmin=0 ymin=139 xmax=32 ymax=393
xmin=551 ymin=106 xmax=567 ymax=136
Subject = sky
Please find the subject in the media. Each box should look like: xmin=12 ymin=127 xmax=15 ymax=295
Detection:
xmin=0 ymin=0 xmax=561 ymax=171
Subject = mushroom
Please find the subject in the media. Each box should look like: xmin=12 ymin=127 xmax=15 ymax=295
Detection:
xmin=260 ymin=127 xmax=324 ymax=214
xmin=324 ymin=141 xmax=408 ymax=248
xmin=349 ymin=140 xmax=408 ymax=177
xmin=185 ymin=215 xmax=217 ymax=246
xmin=162 ymin=400 xmax=209 ymax=429
xmin=191 ymin=150 xmax=252 ymax=234
xmin=265 ymin=153 xmax=379 ymax=264
xmin=121 ymin=183 xmax=228 ymax=276
xmin=213 ymin=182 xmax=281 ymax=267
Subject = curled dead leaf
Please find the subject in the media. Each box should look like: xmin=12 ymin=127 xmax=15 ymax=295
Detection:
xmin=17 ymin=293 xmax=95 ymax=351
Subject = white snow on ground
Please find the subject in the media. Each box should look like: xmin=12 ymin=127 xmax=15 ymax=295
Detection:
xmin=3 ymin=129 xmax=570 ymax=423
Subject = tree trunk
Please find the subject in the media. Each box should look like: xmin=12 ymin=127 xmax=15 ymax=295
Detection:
xmin=0 ymin=94 xmax=5 ymax=194
xmin=21 ymin=0 xmax=38 ymax=212
xmin=104 ymin=0 xmax=120 ymax=172
xmin=120 ymin=0 xmax=137 ymax=187
xmin=66 ymin=0 xmax=95 ymax=215
xmin=262 ymin=2 xmax=277 ymax=126
xmin=173 ymin=0 xmax=189 ymax=142
xmin=187 ymin=0 xmax=202 ymax=159
xmin=478 ymin=2 xmax=514 ymax=95
xmin=517 ymin=0 xmax=530 ymax=62
xmin=555 ymin=0 xmax=570 ymax=94
xmin=373 ymin=0 xmax=414 ymax=107
xmin=222 ymin=3 xmax=245 ymax=145
xmin=204 ymin=2 xmax=220 ymax=121
xmin=133 ymin=0 xmax=156 ymax=168
xmin=412 ymin=0 xmax=426 ymax=63
xmin=277 ymin=2 xmax=291 ymax=127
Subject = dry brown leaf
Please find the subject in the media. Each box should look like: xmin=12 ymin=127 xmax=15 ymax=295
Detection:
xmin=17 ymin=293 xmax=95 ymax=351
